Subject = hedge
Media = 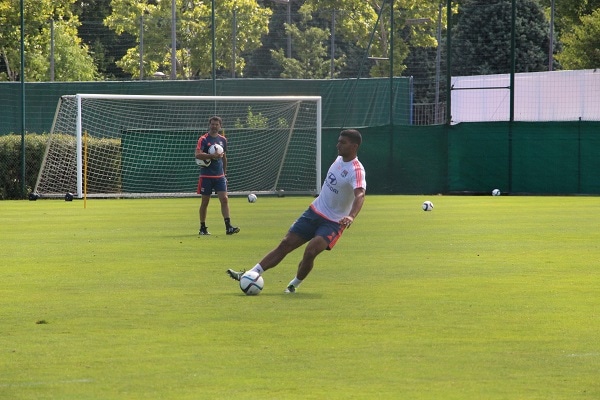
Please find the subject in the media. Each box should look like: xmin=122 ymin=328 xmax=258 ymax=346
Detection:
xmin=0 ymin=133 xmax=122 ymax=199
xmin=0 ymin=134 xmax=48 ymax=199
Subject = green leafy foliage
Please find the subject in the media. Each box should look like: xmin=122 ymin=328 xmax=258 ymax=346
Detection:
xmin=104 ymin=0 xmax=271 ymax=79
xmin=271 ymin=22 xmax=345 ymax=79
xmin=0 ymin=133 xmax=121 ymax=199
xmin=233 ymin=107 xmax=269 ymax=129
xmin=0 ymin=134 xmax=47 ymax=199
xmin=0 ymin=0 xmax=99 ymax=81
xmin=452 ymin=0 xmax=550 ymax=75
xmin=541 ymin=0 xmax=600 ymax=35
xmin=556 ymin=8 xmax=600 ymax=69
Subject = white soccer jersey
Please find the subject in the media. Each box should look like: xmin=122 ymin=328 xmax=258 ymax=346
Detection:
xmin=311 ymin=156 xmax=366 ymax=222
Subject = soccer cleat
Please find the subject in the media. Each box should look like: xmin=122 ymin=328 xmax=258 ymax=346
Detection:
xmin=199 ymin=227 xmax=211 ymax=235
xmin=226 ymin=269 xmax=244 ymax=281
xmin=226 ymin=226 xmax=240 ymax=235
xmin=284 ymin=285 xmax=296 ymax=294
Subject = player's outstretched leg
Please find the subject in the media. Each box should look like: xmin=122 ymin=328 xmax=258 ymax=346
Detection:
xmin=226 ymin=269 xmax=244 ymax=281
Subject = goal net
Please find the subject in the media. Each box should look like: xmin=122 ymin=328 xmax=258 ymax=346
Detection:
xmin=35 ymin=94 xmax=322 ymax=198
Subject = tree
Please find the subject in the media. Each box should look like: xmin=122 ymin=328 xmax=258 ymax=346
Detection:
xmin=452 ymin=0 xmax=550 ymax=76
xmin=538 ymin=0 xmax=600 ymax=70
xmin=104 ymin=0 xmax=271 ymax=79
xmin=556 ymin=8 xmax=600 ymax=69
xmin=270 ymin=7 xmax=347 ymax=79
xmin=539 ymin=0 xmax=600 ymax=35
xmin=271 ymin=20 xmax=346 ymax=79
xmin=299 ymin=0 xmax=442 ymax=78
xmin=72 ymin=0 xmax=136 ymax=79
xmin=29 ymin=21 xmax=99 ymax=81
xmin=0 ymin=0 xmax=99 ymax=81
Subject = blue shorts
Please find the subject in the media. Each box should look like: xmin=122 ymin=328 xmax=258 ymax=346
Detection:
xmin=289 ymin=207 xmax=345 ymax=250
xmin=197 ymin=176 xmax=227 ymax=195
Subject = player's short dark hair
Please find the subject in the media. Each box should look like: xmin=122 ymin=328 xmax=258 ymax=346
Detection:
xmin=209 ymin=116 xmax=222 ymax=125
xmin=340 ymin=129 xmax=362 ymax=146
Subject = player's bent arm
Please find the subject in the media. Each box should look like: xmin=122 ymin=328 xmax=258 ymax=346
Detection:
xmin=349 ymin=187 xmax=366 ymax=219
xmin=340 ymin=187 xmax=365 ymax=227
xmin=195 ymin=149 xmax=209 ymax=160
xmin=195 ymin=149 xmax=220 ymax=161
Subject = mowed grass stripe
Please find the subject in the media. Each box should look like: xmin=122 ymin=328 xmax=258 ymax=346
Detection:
xmin=1 ymin=195 xmax=598 ymax=399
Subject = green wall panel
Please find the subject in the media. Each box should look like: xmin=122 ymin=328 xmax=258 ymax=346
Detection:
xmin=448 ymin=123 xmax=510 ymax=194
xmin=0 ymin=78 xmax=410 ymax=135
xmin=3 ymin=79 xmax=600 ymax=196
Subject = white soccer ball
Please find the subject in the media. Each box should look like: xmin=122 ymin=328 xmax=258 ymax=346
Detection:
xmin=209 ymin=144 xmax=224 ymax=155
xmin=239 ymin=271 xmax=264 ymax=295
xmin=247 ymin=193 xmax=257 ymax=203
xmin=492 ymin=189 xmax=501 ymax=196
xmin=422 ymin=200 xmax=434 ymax=211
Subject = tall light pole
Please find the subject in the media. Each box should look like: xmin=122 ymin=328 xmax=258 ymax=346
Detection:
xmin=272 ymin=0 xmax=291 ymax=58
xmin=446 ymin=0 xmax=452 ymax=125
xmin=211 ymin=0 xmax=216 ymax=95
xmin=140 ymin=13 xmax=144 ymax=80
xmin=435 ymin=4 xmax=443 ymax=123
xmin=330 ymin=10 xmax=335 ymax=78
xmin=232 ymin=7 xmax=237 ymax=78
xmin=549 ymin=0 xmax=555 ymax=71
xmin=171 ymin=0 xmax=177 ymax=79
xmin=50 ymin=19 xmax=55 ymax=81
xmin=390 ymin=0 xmax=394 ymax=126
xmin=404 ymin=17 xmax=429 ymax=125
xmin=20 ymin=0 xmax=26 ymax=197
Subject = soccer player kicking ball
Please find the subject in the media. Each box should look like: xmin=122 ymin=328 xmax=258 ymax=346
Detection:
xmin=227 ymin=129 xmax=366 ymax=293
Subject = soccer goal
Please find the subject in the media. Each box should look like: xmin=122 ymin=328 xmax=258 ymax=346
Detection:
xmin=35 ymin=94 xmax=322 ymax=198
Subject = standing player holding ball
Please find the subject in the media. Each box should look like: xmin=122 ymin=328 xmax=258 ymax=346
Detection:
xmin=195 ymin=116 xmax=240 ymax=236
xmin=227 ymin=129 xmax=366 ymax=293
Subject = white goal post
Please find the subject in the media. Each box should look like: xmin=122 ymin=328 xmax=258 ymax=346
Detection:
xmin=35 ymin=94 xmax=322 ymax=198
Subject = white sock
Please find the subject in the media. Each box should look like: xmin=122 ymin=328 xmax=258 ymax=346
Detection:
xmin=250 ymin=263 xmax=264 ymax=275
xmin=288 ymin=277 xmax=303 ymax=288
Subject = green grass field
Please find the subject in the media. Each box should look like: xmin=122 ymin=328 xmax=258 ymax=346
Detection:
xmin=1 ymin=195 xmax=599 ymax=399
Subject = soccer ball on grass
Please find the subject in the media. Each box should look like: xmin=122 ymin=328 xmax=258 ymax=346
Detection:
xmin=492 ymin=189 xmax=501 ymax=196
xmin=247 ymin=193 xmax=257 ymax=203
xmin=422 ymin=201 xmax=434 ymax=211
xmin=239 ymin=271 xmax=264 ymax=295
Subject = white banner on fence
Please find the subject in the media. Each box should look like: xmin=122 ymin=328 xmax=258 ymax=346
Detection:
xmin=451 ymin=69 xmax=600 ymax=123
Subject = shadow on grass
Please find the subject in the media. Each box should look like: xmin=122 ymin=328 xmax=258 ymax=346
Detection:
xmin=224 ymin=292 xmax=324 ymax=299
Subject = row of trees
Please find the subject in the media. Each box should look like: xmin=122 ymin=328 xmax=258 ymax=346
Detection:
xmin=0 ymin=0 xmax=599 ymax=83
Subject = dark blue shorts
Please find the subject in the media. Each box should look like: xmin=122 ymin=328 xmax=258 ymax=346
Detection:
xmin=197 ymin=176 xmax=227 ymax=195
xmin=289 ymin=207 xmax=344 ymax=250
